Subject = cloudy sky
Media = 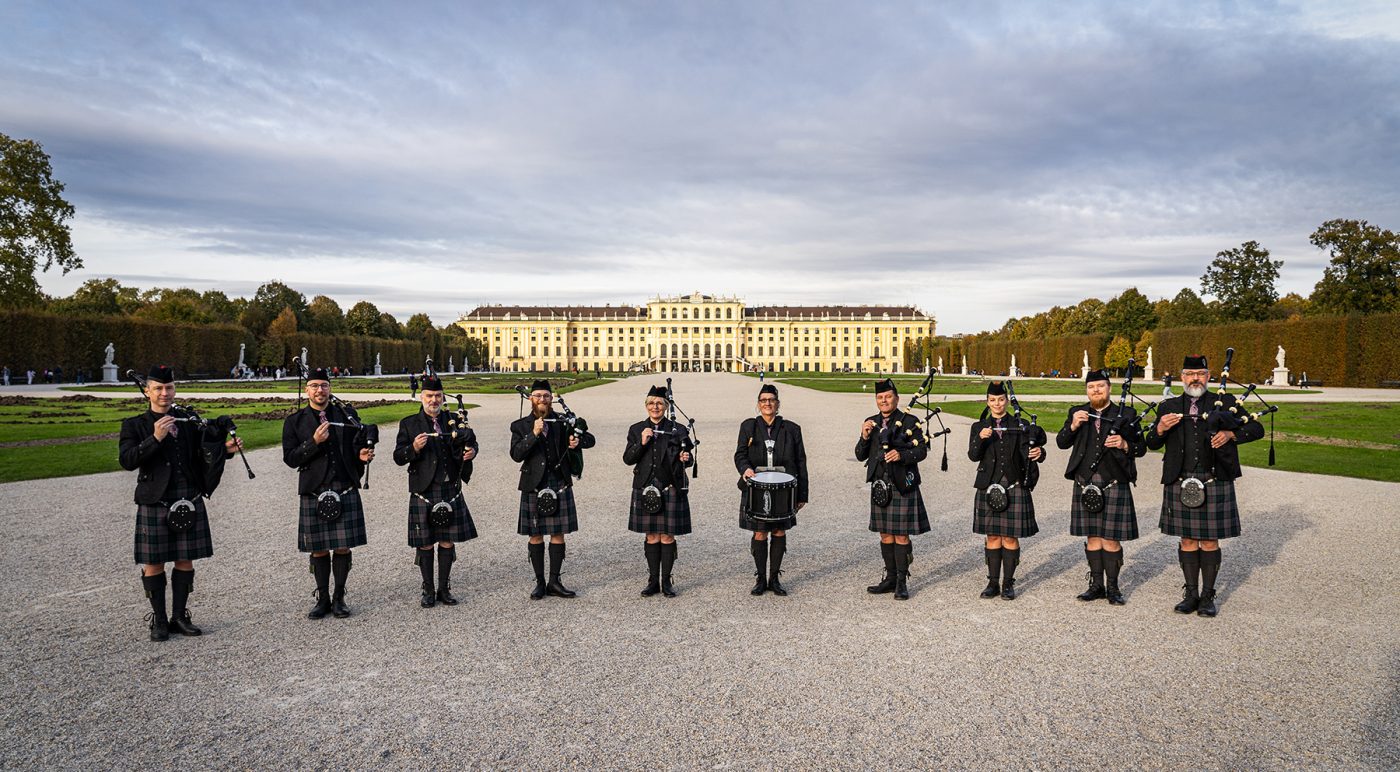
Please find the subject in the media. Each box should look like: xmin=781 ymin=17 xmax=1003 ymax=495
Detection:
xmin=3 ymin=1 xmax=1398 ymax=332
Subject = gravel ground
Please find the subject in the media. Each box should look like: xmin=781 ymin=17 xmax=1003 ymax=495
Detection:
xmin=0 ymin=373 xmax=1395 ymax=769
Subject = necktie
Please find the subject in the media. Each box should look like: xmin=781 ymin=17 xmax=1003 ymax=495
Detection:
xmin=1189 ymin=398 xmax=1200 ymax=420
xmin=1094 ymin=413 xmax=1101 ymax=433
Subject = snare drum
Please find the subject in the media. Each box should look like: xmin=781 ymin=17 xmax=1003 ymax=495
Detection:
xmin=744 ymin=471 xmax=798 ymax=522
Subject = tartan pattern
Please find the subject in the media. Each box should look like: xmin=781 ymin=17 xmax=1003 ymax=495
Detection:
xmin=516 ymin=476 xmax=579 ymax=536
xmin=628 ymin=485 xmax=693 ymax=535
xmin=134 ymin=476 xmax=213 ymax=564
xmin=868 ymin=485 xmax=931 ymax=535
xmin=973 ymin=484 xmax=1039 ymax=538
xmin=1159 ymin=475 xmax=1241 ymax=539
xmin=738 ymin=494 xmax=797 ymax=532
xmin=408 ymin=480 xmax=478 ymax=546
xmin=1069 ymin=475 xmax=1140 ymax=541
xmin=297 ymin=486 xmax=369 ymax=552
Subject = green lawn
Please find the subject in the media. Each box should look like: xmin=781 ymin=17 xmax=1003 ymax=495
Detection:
xmin=753 ymin=372 xmax=1312 ymax=397
xmin=0 ymin=396 xmax=473 ymax=483
xmin=64 ymin=371 xmax=614 ymax=395
xmin=924 ymin=400 xmax=1399 ymax=483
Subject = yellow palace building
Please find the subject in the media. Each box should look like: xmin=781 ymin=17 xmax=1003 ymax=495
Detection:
xmin=458 ymin=292 xmax=935 ymax=374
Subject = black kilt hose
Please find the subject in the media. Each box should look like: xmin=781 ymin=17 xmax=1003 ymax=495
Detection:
xmin=973 ymin=484 xmax=1039 ymax=538
xmin=134 ymin=476 xmax=213 ymax=564
xmin=869 ymin=486 xmax=931 ymax=536
xmin=1070 ymin=474 xmax=1139 ymax=541
xmin=517 ymin=474 xmax=579 ymax=536
xmin=408 ymin=480 xmax=478 ymax=547
xmin=298 ymin=488 xmax=369 ymax=552
xmin=629 ymin=485 xmax=693 ymax=535
xmin=1159 ymin=475 xmax=1241 ymax=540
xmin=738 ymin=495 xmax=796 ymax=532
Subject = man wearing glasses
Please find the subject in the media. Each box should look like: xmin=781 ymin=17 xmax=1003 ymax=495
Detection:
xmin=1146 ymin=355 xmax=1264 ymax=617
xmin=734 ymin=384 xmax=808 ymax=596
xmin=510 ymin=379 xmax=595 ymax=600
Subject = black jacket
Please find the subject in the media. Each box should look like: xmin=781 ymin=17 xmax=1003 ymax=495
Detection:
xmin=733 ymin=415 xmax=809 ymax=504
xmin=623 ymin=417 xmax=693 ymax=490
xmin=393 ymin=408 xmax=479 ymax=494
xmin=509 ymin=411 xmax=595 ymax=492
xmin=281 ymin=402 xmax=372 ymax=495
xmin=1054 ymin=402 xmax=1146 ymax=483
xmin=968 ymin=413 xmax=1047 ymax=490
xmin=1145 ymin=392 xmax=1264 ymax=483
xmin=854 ymin=409 xmax=928 ymax=492
xmin=118 ymin=410 xmax=229 ymax=505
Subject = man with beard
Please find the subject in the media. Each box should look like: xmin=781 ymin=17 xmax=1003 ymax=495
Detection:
xmin=1055 ymin=369 xmax=1146 ymax=605
xmin=282 ymin=368 xmax=375 ymax=619
xmin=1145 ymin=355 xmax=1264 ymax=617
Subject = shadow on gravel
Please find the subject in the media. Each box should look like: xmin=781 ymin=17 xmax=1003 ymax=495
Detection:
xmin=1362 ymin=649 xmax=1400 ymax=766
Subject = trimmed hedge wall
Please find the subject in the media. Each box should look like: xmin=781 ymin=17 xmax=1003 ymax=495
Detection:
xmin=0 ymin=311 xmax=473 ymax=379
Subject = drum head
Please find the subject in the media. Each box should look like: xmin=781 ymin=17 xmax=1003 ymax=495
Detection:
xmin=751 ymin=471 xmax=796 ymax=486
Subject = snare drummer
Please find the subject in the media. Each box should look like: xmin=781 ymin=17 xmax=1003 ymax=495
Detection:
xmin=1145 ymin=354 xmax=1263 ymax=617
xmin=509 ymin=379 xmax=595 ymax=600
xmin=624 ymin=385 xmax=694 ymax=598
xmin=968 ymin=381 xmax=1045 ymax=600
xmin=855 ymin=378 xmax=930 ymax=601
xmin=393 ymin=374 xmax=479 ymax=608
xmin=282 ymin=368 xmax=375 ymax=619
xmin=734 ymin=384 xmax=809 ymax=596
xmin=118 ymin=365 xmax=242 ymax=641
xmin=1054 ymin=369 xmax=1145 ymax=605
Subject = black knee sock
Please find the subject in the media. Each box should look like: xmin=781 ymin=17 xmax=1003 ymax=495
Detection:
xmin=311 ymin=554 xmax=332 ymax=597
xmin=170 ymin=568 xmax=194 ymax=617
xmin=1199 ymin=549 xmax=1221 ymax=590
xmin=331 ymin=551 xmax=351 ymax=595
xmin=417 ymin=548 xmax=435 ymax=590
xmin=1178 ymin=547 xmax=1200 ymax=589
xmin=142 ymin=572 xmax=167 ymax=618
xmin=881 ymin=542 xmax=896 ymax=574
xmin=548 ymin=542 xmax=566 ymax=581
xmin=984 ymin=546 xmax=1003 ymax=580
xmin=1002 ymin=548 xmax=1020 ymax=582
xmin=528 ymin=542 xmax=546 ymax=583
xmin=769 ymin=534 xmax=786 ymax=576
xmin=660 ymin=542 xmax=677 ymax=577
xmin=1085 ymin=547 xmax=1104 ymax=584
xmin=645 ymin=542 xmax=661 ymax=581
xmin=1103 ymin=550 xmax=1122 ymax=583
xmin=437 ymin=545 xmax=455 ymax=588
xmin=751 ymin=539 xmax=767 ymax=575
xmin=902 ymin=540 xmax=913 ymax=568
xmin=892 ymin=544 xmax=909 ymax=576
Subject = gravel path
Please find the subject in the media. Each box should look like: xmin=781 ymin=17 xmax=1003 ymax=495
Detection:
xmin=0 ymin=373 xmax=1394 ymax=769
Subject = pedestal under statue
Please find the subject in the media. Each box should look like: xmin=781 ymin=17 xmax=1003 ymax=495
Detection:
xmin=101 ymin=342 xmax=119 ymax=384
xmin=1272 ymin=344 xmax=1290 ymax=386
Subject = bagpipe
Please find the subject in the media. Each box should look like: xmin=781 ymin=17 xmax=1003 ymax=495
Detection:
xmin=126 ymin=369 xmax=256 ymax=484
xmin=659 ymin=377 xmax=700 ymax=479
xmin=899 ymin=367 xmax=955 ymax=472
xmin=514 ymin=382 xmax=588 ymax=480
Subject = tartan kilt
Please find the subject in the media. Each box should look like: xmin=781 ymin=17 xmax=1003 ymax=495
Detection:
xmin=973 ymin=484 xmax=1039 ymax=538
xmin=868 ymin=485 xmax=931 ymax=536
xmin=408 ymin=480 xmax=478 ymax=547
xmin=629 ymin=485 xmax=693 ymax=535
xmin=134 ymin=476 xmax=213 ymax=564
xmin=1069 ymin=477 xmax=1140 ymax=541
xmin=517 ymin=480 xmax=580 ymax=536
xmin=1159 ymin=476 xmax=1241 ymax=540
xmin=298 ymin=487 xmax=369 ymax=552
xmin=738 ymin=493 xmax=797 ymax=532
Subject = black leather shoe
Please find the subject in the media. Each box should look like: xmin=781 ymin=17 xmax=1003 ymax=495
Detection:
xmin=1077 ymin=572 xmax=1106 ymax=602
xmin=768 ymin=572 xmax=787 ymax=597
xmin=307 ymin=590 xmax=332 ymax=620
xmin=661 ymin=575 xmax=677 ymax=598
xmin=1196 ymin=588 xmax=1218 ymax=617
xmin=421 ymin=582 xmax=436 ymax=608
xmin=893 ymin=574 xmax=910 ymax=601
xmin=751 ymin=572 xmax=767 ymax=596
xmin=332 ymin=591 xmax=352 ymax=617
xmin=1001 ymin=578 xmax=1017 ymax=600
xmin=436 ymin=584 xmax=458 ymax=606
xmin=1105 ymin=580 xmax=1125 ymax=606
xmin=980 ymin=579 xmax=1000 ymax=598
xmin=147 ymin=612 xmax=169 ymax=642
xmin=530 ymin=581 xmax=547 ymax=600
xmin=640 ymin=579 xmax=661 ymax=597
xmin=867 ymin=572 xmax=897 ymax=594
xmin=546 ymin=578 xmax=576 ymax=598
xmin=169 ymin=610 xmax=202 ymax=636
xmin=1174 ymin=585 xmax=1199 ymax=614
